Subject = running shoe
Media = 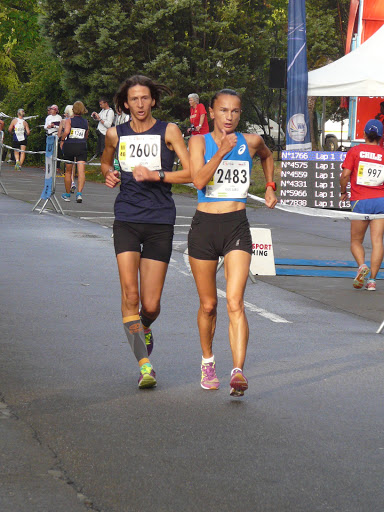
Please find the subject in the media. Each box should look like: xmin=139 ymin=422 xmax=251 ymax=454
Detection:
xmin=365 ymin=279 xmax=376 ymax=291
xmin=138 ymin=363 xmax=157 ymax=389
xmin=229 ymin=368 xmax=248 ymax=397
xmin=61 ymin=193 xmax=71 ymax=202
xmin=70 ymin=182 xmax=76 ymax=193
xmin=353 ymin=264 xmax=369 ymax=289
xmin=144 ymin=328 xmax=154 ymax=356
xmin=76 ymin=192 xmax=82 ymax=203
xmin=201 ymin=361 xmax=220 ymax=390
xmin=15 ymin=162 xmax=21 ymax=171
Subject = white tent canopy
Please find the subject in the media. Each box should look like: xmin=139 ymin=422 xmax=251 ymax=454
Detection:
xmin=307 ymin=24 xmax=384 ymax=96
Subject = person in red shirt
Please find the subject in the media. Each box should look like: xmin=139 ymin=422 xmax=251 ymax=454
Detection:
xmin=188 ymin=93 xmax=209 ymax=135
xmin=375 ymin=101 xmax=384 ymax=148
xmin=340 ymin=119 xmax=384 ymax=291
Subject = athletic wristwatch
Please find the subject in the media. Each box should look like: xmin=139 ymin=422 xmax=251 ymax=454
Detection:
xmin=158 ymin=170 xmax=165 ymax=181
xmin=266 ymin=182 xmax=277 ymax=191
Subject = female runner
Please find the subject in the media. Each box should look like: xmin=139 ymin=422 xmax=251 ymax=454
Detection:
xmin=61 ymin=101 xmax=88 ymax=203
xmin=188 ymin=89 xmax=277 ymax=396
xmin=340 ymin=119 xmax=384 ymax=291
xmin=101 ymin=75 xmax=190 ymax=389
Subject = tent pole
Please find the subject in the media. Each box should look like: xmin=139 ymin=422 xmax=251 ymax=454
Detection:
xmin=322 ymin=96 xmax=326 ymax=149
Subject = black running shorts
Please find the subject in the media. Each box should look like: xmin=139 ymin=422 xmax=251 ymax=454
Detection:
xmin=113 ymin=220 xmax=174 ymax=263
xmin=62 ymin=142 xmax=87 ymax=162
xmin=188 ymin=209 xmax=252 ymax=260
xmin=12 ymin=139 xmax=27 ymax=149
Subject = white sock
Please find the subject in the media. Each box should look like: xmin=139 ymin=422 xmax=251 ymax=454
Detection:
xmin=231 ymin=367 xmax=243 ymax=375
xmin=202 ymin=355 xmax=214 ymax=364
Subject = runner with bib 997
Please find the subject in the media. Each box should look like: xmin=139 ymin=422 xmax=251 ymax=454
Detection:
xmin=188 ymin=88 xmax=277 ymax=397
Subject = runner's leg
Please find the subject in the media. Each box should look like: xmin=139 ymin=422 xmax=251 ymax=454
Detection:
xmin=139 ymin=258 xmax=169 ymax=324
xmin=369 ymin=219 xmax=384 ymax=279
xmin=350 ymin=220 xmax=369 ymax=266
xmin=224 ymin=250 xmax=251 ymax=369
xmin=77 ymin=161 xmax=86 ymax=193
xmin=14 ymin=149 xmax=20 ymax=165
xmin=189 ymin=257 xmax=218 ymax=358
xmin=64 ymin=163 xmax=72 ymax=193
xmin=20 ymin=145 xmax=26 ymax=166
xmin=117 ymin=251 xmax=149 ymax=366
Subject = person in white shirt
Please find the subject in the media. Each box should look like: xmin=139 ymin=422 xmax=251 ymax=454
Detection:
xmin=114 ymin=105 xmax=130 ymax=126
xmin=91 ymin=98 xmax=114 ymax=156
xmin=8 ymin=109 xmax=30 ymax=170
xmin=44 ymin=105 xmax=62 ymax=136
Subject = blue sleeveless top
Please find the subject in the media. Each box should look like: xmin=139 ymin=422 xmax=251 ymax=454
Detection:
xmin=197 ymin=132 xmax=253 ymax=203
xmin=114 ymin=120 xmax=176 ymax=224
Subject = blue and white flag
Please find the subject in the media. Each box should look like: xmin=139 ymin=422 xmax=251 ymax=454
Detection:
xmin=286 ymin=0 xmax=312 ymax=151
xmin=41 ymin=135 xmax=55 ymax=199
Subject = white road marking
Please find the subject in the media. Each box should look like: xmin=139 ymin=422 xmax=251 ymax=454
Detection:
xmin=80 ymin=216 xmax=114 ymax=219
xmin=181 ymin=250 xmax=290 ymax=323
xmin=64 ymin=211 xmax=113 ymax=214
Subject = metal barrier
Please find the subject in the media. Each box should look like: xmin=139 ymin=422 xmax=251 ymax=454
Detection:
xmin=32 ymin=135 xmax=64 ymax=215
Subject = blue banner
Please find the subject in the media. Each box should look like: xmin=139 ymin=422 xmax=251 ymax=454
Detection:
xmin=286 ymin=0 xmax=312 ymax=151
xmin=41 ymin=136 xmax=55 ymax=199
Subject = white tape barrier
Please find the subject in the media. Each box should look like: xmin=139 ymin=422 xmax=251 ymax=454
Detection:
xmin=0 ymin=141 xmax=101 ymax=166
xmin=248 ymin=193 xmax=384 ymax=221
xmin=0 ymin=112 xmax=39 ymax=120
xmin=1 ymin=142 xmax=45 ymax=155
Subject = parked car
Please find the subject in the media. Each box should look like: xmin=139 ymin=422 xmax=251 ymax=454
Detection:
xmin=246 ymin=112 xmax=285 ymax=148
xmin=323 ymin=118 xmax=350 ymax=151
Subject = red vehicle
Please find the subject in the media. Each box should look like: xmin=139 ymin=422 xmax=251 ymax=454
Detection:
xmin=346 ymin=0 xmax=384 ymax=142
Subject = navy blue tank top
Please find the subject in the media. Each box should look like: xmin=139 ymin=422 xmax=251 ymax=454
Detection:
xmin=65 ymin=116 xmax=88 ymax=144
xmin=114 ymin=120 xmax=176 ymax=224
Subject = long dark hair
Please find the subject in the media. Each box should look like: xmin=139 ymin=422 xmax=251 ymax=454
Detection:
xmin=114 ymin=75 xmax=172 ymax=114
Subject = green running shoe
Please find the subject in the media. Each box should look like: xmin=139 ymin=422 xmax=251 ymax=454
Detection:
xmin=144 ymin=328 xmax=154 ymax=356
xmin=138 ymin=363 xmax=157 ymax=389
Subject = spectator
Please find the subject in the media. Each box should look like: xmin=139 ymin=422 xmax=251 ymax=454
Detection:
xmin=114 ymin=105 xmax=130 ymax=126
xmin=188 ymin=93 xmax=209 ymax=135
xmin=8 ymin=109 xmax=30 ymax=171
xmin=44 ymin=105 xmax=62 ymax=136
xmin=375 ymin=101 xmax=384 ymax=148
xmin=91 ymin=98 xmax=114 ymax=156
xmin=0 ymin=118 xmax=5 ymax=162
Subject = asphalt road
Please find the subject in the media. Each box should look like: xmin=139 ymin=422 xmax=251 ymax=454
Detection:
xmin=1 ymin=163 xmax=384 ymax=512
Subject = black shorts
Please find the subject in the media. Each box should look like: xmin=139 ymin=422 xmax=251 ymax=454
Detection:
xmin=188 ymin=209 xmax=252 ymax=260
xmin=12 ymin=139 xmax=27 ymax=149
xmin=113 ymin=220 xmax=174 ymax=263
xmin=63 ymin=143 xmax=87 ymax=162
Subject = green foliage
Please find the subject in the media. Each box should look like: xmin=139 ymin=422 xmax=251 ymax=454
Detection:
xmin=1 ymin=0 xmax=353 ymax=154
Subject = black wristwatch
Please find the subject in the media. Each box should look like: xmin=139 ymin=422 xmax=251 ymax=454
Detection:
xmin=158 ymin=170 xmax=165 ymax=181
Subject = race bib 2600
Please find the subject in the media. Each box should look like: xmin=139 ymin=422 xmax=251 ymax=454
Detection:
xmin=119 ymin=135 xmax=161 ymax=173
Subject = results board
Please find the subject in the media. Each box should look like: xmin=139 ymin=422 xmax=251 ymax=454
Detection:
xmin=280 ymin=150 xmax=350 ymax=209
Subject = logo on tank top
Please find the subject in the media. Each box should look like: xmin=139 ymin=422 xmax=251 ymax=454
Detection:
xmin=238 ymin=144 xmax=246 ymax=155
